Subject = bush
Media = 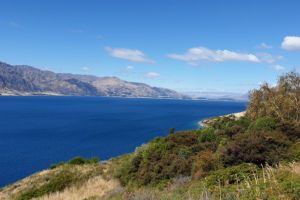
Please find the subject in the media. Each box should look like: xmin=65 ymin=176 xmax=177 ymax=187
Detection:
xmin=49 ymin=161 xmax=64 ymax=169
xmin=68 ymin=156 xmax=99 ymax=165
xmin=192 ymin=151 xmax=219 ymax=180
xmin=277 ymin=121 xmax=300 ymax=140
xmin=48 ymin=156 xmax=99 ymax=169
xmin=248 ymin=116 xmax=277 ymax=131
xmin=246 ymin=72 xmax=300 ymax=123
xmin=205 ymin=163 xmax=258 ymax=186
xmin=276 ymin=170 xmax=300 ymax=199
xmin=197 ymin=128 xmax=218 ymax=143
xmin=17 ymin=170 xmax=76 ymax=200
xmin=115 ymin=131 xmax=221 ymax=186
xmin=17 ymin=164 xmax=101 ymax=200
xmin=288 ymin=140 xmax=300 ymax=161
xmin=222 ymin=130 xmax=291 ymax=166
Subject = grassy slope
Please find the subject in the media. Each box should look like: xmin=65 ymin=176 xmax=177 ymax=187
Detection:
xmin=0 ymin=161 xmax=119 ymax=200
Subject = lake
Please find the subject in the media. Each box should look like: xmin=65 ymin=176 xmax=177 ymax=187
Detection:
xmin=0 ymin=96 xmax=247 ymax=187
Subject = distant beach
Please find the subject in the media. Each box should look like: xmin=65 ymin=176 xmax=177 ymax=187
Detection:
xmin=198 ymin=111 xmax=246 ymax=128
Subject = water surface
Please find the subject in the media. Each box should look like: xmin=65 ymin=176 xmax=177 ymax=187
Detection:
xmin=0 ymin=96 xmax=247 ymax=186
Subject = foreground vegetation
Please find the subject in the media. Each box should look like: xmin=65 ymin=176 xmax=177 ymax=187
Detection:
xmin=104 ymin=72 xmax=300 ymax=199
xmin=0 ymin=72 xmax=299 ymax=200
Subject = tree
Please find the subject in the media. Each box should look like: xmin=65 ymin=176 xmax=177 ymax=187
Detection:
xmin=247 ymin=71 xmax=300 ymax=123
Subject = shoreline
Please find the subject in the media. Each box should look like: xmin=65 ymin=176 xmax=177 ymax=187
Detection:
xmin=198 ymin=111 xmax=246 ymax=128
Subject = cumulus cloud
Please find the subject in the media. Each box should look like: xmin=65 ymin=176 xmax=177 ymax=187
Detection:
xmin=167 ymin=47 xmax=260 ymax=64
xmin=281 ymin=36 xmax=300 ymax=51
xmin=145 ymin=72 xmax=160 ymax=79
xmin=258 ymin=43 xmax=272 ymax=49
xmin=106 ymin=47 xmax=154 ymax=63
xmin=271 ymin=65 xmax=285 ymax=71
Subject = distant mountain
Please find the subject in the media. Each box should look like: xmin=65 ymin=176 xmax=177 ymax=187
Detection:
xmin=182 ymin=91 xmax=249 ymax=101
xmin=0 ymin=61 xmax=187 ymax=99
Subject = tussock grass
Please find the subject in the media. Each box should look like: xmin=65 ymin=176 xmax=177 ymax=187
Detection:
xmin=0 ymin=163 xmax=103 ymax=200
xmin=104 ymin=162 xmax=300 ymax=200
xmin=37 ymin=176 xmax=119 ymax=200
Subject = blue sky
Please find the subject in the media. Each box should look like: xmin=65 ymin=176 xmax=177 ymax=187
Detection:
xmin=1 ymin=0 xmax=300 ymax=93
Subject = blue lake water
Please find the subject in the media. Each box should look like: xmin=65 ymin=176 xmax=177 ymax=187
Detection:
xmin=0 ymin=96 xmax=247 ymax=187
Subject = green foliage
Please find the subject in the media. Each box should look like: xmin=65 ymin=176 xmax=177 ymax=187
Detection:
xmin=197 ymin=127 xmax=218 ymax=143
xmin=277 ymin=121 xmax=300 ymax=140
xmin=49 ymin=161 xmax=64 ymax=169
xmin=222 ymin=130 xmax=291 ymax=166
xmin=205 ymin=163 xmax=258 ymax=186
xmin=210 ymin=116 xmax=251 ymax=138
xmin=192 ymin=150 xmax=219 ymax=180
xmin=17 ymin=164 xmax=101 ymax=200
xmin=114 ymin=131 xmax=221 ymax=186
xmin=248 ymin=116 xmax=277 ymax=131
xmin=276 ymin=170 xmax=300 ymax=199
xmin=17 ymin=170 xmax=76 ymax=200
xmin=288 ymin=140 xmax=300 ymax=161
xmin=247 ymin=71 xmax=300 ymax=123
xmin=169 ymin=127 xmax=175 ymax=134
xmin=48 ymin=156 xmax=99 ymax=169
xmin=108 ymin=154 xmax=134 ymax=186
xmin=68 ymin=156 xmax=99 ymax=165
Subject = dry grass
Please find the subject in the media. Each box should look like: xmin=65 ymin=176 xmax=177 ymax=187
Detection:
xmin=0 ymin=169 xmax=52 ymax=200
xmin=104 ymin=162 xmax=300 ymax=200
xmin=36 ymin=176 xmax=120 ymax=200
xmin=0 ymin=164 xmax=105 ymax=200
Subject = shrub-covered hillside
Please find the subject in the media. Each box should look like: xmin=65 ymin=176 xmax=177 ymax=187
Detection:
xmin=0 ymin=72 xmax=299 ymax=200
xmin=105 ymin=72 xmax=300 ymax=199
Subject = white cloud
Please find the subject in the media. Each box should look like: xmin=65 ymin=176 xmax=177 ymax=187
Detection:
xmin=258 ymin=43 xmax=272 ymax=49
xmin=167 ymin=47 xmax=260 ymax=64
xmin=271 ymin=64 xmax=285 ymax=71
xmin=106 ymin=47 xmax=154 ymax=63
xmin=82 ymin=67 xmax=90 ymax=71
xmin=281 ymin=36 xmax=300 ymax=51
xmin=145 ymin=72 xmax=160 ymax=79
xmin=256 ymin=53 xmax=277 ymax=64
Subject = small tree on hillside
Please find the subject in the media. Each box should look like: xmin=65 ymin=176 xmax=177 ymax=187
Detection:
xmin=246 ymin=71 xmax=300 ymax=123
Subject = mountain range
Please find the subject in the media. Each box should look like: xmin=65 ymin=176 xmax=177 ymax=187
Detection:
xmin=0 ymin=61 xmax=187 ymax=99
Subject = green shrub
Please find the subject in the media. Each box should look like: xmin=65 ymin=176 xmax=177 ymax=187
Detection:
xmin=49 ymin=161 xmax=64 ymax=169
xmin=17 ymin=164 xmax=101 ymax=200
xmin=288 ymin=140 xmax=300 ymax=161
xmin=17 ymin=170 xmax=75 ymax=200
xmin=205 ymin=163 xmax=258 ymax=186
xmin=114 ymin=131 xmax=221 ymax=186
xmin=113 ymin=156 xmax=135 ymax=186
xmin=248 ymin=116 xmax=277 ymax=131
xmin=197 ymin=128 xmax=218 ymax=143
xmin=277 ymin=121 xmax=300 ymax=140
xmin=192 ymin=150 xmax=219 ymax=180
xmin=222 ymin=130 xmax=291 ymax=166
xmin=276 ymin=170 xmax=300 ymax=199
xmin=68 ymin=156 xmax=99 ymax=165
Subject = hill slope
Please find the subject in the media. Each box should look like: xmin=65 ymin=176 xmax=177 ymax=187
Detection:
xmin=0 ymin=61 xmax=186 ymax=99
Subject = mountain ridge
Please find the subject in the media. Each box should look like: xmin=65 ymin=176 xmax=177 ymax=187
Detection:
xmin=0 ymin=61 xmax=187 ymax=99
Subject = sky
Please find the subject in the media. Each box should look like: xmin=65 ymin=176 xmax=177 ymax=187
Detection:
xmin=1 ymin=0 xmax=300 ymax=94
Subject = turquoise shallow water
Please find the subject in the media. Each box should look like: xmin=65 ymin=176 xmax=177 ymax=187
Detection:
xmin=0 ymin=96 xmax=246 ymax=187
